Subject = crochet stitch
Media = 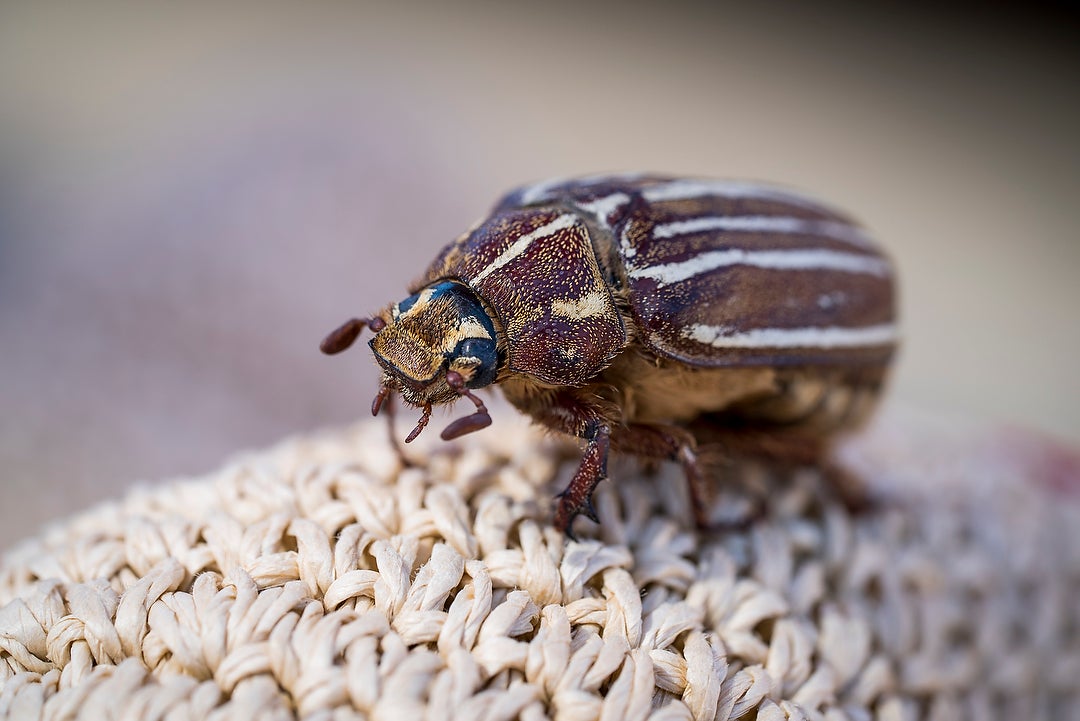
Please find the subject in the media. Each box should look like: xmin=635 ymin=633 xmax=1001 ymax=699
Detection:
xmin=1 ymin=412 xmax=1077 ymax=720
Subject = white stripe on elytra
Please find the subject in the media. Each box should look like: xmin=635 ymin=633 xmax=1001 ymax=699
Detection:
xmin=642 ymin=179 xmax=832 ymax=209
xmin=517 ymin=172 xmax=647 ymax=205
xmin=620 ymin=224 xmax=637 ymax=260
xmin=629 ymin=248 xmax=890 ymax=285
xmin=684 ymin=322 xmax=898 ymax=349
xmin=652 ymin=215 xmax=872 ymax=247
xmin=573 ymin=192 xmax=630 ymax=229
xmin=517 ymin=178 xmax=564 ymax=206
xmin=473 ymin=214 xmax=579 ymax=283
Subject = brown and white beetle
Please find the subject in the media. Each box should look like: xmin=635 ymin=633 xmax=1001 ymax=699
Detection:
xmin=321 ymin=174 xmax=897 ymax=534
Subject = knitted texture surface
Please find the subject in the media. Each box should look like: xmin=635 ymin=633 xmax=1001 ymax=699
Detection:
xmin=1 ymin=412 xmax=1078 ymax=720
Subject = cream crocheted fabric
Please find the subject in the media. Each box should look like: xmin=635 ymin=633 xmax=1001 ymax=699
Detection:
xmin=1 ymin=410 xmax=1077 ymax=720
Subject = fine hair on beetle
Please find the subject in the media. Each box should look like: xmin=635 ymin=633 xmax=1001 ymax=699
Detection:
xmin=322 ymin=174 xmax=897 ymax=535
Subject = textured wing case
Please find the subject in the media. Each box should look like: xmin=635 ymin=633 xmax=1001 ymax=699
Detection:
xmin=503 ymin=175 xmax=898 ymax=368
xmin=421 ymin=207 xmax=626 ymax=386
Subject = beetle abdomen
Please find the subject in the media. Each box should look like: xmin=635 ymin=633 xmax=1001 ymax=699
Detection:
xmin=505 ymin=175 xmax=898 ymax=369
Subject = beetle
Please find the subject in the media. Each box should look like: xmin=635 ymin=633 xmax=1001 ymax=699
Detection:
xmin=321 ymin=174 xmax=897 ymax=534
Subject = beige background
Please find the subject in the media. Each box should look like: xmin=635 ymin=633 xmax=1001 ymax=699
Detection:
xmin=1 ymin=2 xmax=1078 ymax=549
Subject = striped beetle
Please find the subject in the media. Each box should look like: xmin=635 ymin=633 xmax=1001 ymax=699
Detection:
xmin=321 ymin=174 xmax=897 ymax=534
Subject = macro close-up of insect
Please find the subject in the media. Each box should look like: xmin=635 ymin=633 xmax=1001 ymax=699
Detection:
xmin=321 ymin=174 xmax=898 ymax=534
xmin=7 ymin=4 xmax=1080 ymax=713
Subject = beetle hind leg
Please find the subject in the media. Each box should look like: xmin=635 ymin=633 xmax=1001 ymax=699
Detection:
xmin=692 ymin=422 xmax=873 ymax=515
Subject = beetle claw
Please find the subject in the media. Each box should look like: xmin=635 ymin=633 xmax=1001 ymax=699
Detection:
xmin=553 ymin=489 xmax=599 ymax=536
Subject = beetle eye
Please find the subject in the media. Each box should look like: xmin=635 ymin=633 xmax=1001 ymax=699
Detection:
xmin=395 ymin=293 xmax=421 ymax=317
xmin=453 ymin=336 xmax=498 ymax=388
xmin=457 ymin=338 xmax=494 ymax=360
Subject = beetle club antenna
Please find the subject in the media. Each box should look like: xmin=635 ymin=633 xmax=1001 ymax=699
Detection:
xmin=441 ymin=370 xmax=493 ymax=440
xmin=320 ymin=316 xmax=386 ymax=355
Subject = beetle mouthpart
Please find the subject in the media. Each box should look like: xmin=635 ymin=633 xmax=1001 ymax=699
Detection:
xmin=320 ymin=316 xmax=385 ymax=355
xmin=405 ymin=403 xmax=433 ymax=443
xmin=371 ymin=384 xmax=392 ymax=417
xmin=441 ymin=370 xmax=493 ymax=440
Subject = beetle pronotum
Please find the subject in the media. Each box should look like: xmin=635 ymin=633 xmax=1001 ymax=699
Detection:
xmin=322 ymin=174 xmax=897 ymax=534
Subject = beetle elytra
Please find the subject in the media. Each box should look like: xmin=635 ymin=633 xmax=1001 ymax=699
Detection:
xmin=321 ymin=174 xmax=897 ymax=534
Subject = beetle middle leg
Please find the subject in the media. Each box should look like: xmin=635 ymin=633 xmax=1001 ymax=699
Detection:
xmin=607 ymin=423 xmax=716 ymax=527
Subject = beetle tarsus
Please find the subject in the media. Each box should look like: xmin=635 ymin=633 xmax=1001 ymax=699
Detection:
xmin=441 ymin=370 xmax=493 ymax=440
xmin=405 ymin=403 xmax=432 ymax=443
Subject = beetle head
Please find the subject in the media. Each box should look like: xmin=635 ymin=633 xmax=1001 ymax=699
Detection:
xmin=369 ymin=280 xmax=501 ymax=407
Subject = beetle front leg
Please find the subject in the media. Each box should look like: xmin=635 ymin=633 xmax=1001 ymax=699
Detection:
xmin=507 ymin=386 xmax=617 ymax=536
xmin=554 ymin=420 xmax=611 ymax=536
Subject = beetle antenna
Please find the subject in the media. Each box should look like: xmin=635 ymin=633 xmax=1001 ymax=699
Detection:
xmin=441 ymin=370 xmax=493 ymax=440
xmin=320 ymin=316 xmax=386 ymax=355
xmin=405 ymin=403 xmax=432 ymax=443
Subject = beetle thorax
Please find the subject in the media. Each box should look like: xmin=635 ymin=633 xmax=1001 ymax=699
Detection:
xmin=369 ymin=281 xmax=502 ymax=407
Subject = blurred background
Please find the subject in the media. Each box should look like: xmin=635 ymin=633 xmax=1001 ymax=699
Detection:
xmin=1 ymin=1 xmax=1078 ymax=548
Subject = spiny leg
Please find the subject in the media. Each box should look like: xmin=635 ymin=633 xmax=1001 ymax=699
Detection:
xmin=689 ymin=421 xmax=828 ymax=466
xmin=515 ymin=390 xmax=614 ymax=536
xmin=609 ymin=423 xmax=714 ymax=528
xmin=554 ymin=420 xmax=611 ymax=536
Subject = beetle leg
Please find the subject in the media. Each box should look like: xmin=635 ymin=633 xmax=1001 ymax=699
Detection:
xmin=692 ymin=423 xmax=870 ymax=517
xmin=689 ymin=422 xmax=828 ymax=466
xmin=500 ymin=384 xmax=617 ymax=535
xmin=554 ymin=420 xmax=611 ymax=537
xmin=319 ymin=316 xmax=386 ymax=355
xmin=677 ymin=446 xmax=715 ymax=529
xmin=608 ymin=424 xmax=715 ymax=528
